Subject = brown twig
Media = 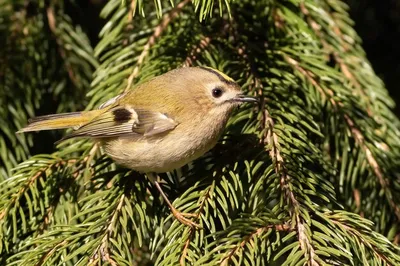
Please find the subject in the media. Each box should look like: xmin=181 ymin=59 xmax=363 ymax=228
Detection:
xmin=89 ymin=195 xmax=125 ymax=266
xmin=127 ymin=0 xmax=138 ymax=23
xmin=344 ymin=115 xmax=400 ymax=220
xmin=38 ymin=147 xmax=98 ymax=233
xmin=394 ymin=233 xmax=400 ymax=246
xmin=263 ymin=109 xmax=320 ymax=266
xmin=284 ymin=55 xmax=334 ymax=104
xmin=221 ymin=224 xmax=291 ymax=265
xmin=183 ymin=36 xmax=211 ymax=67
xmin=35 ymin=240 xmax=68 ymax=266
xmin=236 ymin=43 xmax=319 ymax=265
xmin=299 ymin=2 xmax=373 ymax=116
xmin=329 ymin=216 xmax=395 ymax=265
xmin=124 ymin=0 xmax=190 ymax=92
xmin=284 ymin=54 xmax=400 ymax=221
xmin=46 ymin=6 xmax=77 ymax=84
xmin=353 ymin=189 xmax=362 ymax=216
xmin=179 ymin=187 xmax=211 ymax=266
xmin=0 ymin=158 xmax=77 ymax=221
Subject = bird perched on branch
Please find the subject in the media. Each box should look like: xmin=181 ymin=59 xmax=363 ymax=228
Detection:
xmin=19 ymin=66 xmax=258 ymax=227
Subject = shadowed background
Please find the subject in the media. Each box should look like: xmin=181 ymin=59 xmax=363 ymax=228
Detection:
xmin=346 ymin=0 xmax=400 ymax=116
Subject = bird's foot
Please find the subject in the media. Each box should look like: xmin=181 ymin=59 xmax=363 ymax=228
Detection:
xmin=152 ymin=179 xmax=201 ymax=229
xmin=170 ymin=207 xmax=201 ymax=228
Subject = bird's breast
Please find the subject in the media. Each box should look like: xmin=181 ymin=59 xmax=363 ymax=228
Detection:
xmin=103 ymin=114 xmax=227 ymax=173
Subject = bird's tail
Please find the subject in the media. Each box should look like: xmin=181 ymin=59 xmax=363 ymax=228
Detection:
xmin=17 ymin=111 xmax=97 ymax=133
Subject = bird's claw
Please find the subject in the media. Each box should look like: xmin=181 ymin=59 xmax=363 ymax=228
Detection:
xmin=171 ymin=209 xmax=201 ymax=229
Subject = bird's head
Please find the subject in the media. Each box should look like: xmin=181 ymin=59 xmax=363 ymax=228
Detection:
xmin=195 ymin=66 xmax=258 ymax=107
xmin=164 ymin=67 xmax=258 ymax=116
xmin=130 ymin=67 xmax=258 ymax=125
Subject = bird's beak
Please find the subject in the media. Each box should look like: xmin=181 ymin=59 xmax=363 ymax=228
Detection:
xmin=232 ymin=94 xmax=259 ymax=103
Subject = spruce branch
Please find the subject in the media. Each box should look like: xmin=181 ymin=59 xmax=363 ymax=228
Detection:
xmin=183 ymin=36 xmax=212 ymax=67
xmin=191 ymin=0 xmax=232 ymax=21
xmin=263 ymin=108 xmax=320 ymax=266
xmin=298 ymin=0 xmax=381 ymax=127
xmin=46 ymin=6 xmax=77 ymax=85
xmin=235 ymin=32 xmax=332 ymax=263
xmin=0 ymin=156 xmax=75 ymax=236
xmin=343 ymin=114 xmax=400 ymax=218
xmin=283 ymin=53 xmax=400 ymax=225
xmin=179 ymin=186 xmax=211 ymax=266
xmin=34 ymin=239 xmax=68 ymax=266
xmin=2 ymin=0 xmax=400 ymax=265
xmin=276 ymin=0 xmax=400 ymax=234
xmin=88 ymin=194 xmax=125 ymax=266
xmin=221 ymin=223 xmax=292 ymax=266
xmin=0 ymin=1 xmax=97 ymax=177
xmin=125 ymin=0 xmax=190 ymax=92
xmin=323 ymin=211 xmax=400 ymax=264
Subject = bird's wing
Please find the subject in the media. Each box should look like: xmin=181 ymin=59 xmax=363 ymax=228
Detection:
xmin=98 ymin=92 xmax=127 ymax=109
xmin=61 ymin=106 xmax=178 ymax=141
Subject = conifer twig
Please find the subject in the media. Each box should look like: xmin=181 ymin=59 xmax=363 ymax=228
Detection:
xmin=89 ymin=194 xmax=125 ymax=266
xmin=299 ymin=2 xmax=373 ymax=116
xmin=236 ymin=43 xmax=320 ymax=264
xmin=221 ymin=224 xmax=291 ymax=265
xmin=263 ymin=108 xmax=320 ymax=266
xmin=35 ymin=240 xmax=68 ymax=266
xmin=46 ymin=6 xmax=77 ymax=84
xmin=127 ymin=0 xmax=138 ymax=23
xmin=0 ymin=158 xmax=76 ymax=221
xmin=124 ymin=0 xmax=190 ymax=92
xmin=328 ymin=215 xmax=396 ymax=265
xmin=283 ymin=54 xmax=400 ymax=221
xmin=38 ymin=145 xmax=98 ymax=232
xmin=183 ymin=36 xmax=211 ymax=67
xmin=179 ymin=187 xmax=211 ymax=266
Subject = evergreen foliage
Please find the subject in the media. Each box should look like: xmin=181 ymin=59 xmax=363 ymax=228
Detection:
xmin=1 ymin=0 xmax=400 ymax=265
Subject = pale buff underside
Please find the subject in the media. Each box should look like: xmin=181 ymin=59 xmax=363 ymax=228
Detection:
xmin=103 ymin=106 xmax=233 ymax=173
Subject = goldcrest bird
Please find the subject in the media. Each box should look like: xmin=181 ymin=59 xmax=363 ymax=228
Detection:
xmin=18 ymin=66 xmax=258 ymax=227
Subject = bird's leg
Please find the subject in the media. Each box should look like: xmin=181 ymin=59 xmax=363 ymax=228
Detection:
xmin=148 ymin=173 xmax=200 ymax=228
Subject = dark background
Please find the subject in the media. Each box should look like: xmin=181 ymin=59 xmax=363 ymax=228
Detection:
xmin=347 ymin=0 xmax=400 ymax=116
xmin=76 ymin=0 xmax=400 ymax=116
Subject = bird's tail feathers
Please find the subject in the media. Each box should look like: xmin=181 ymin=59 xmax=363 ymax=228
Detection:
xmin=17 ymin=112 xmax=91 ymax=133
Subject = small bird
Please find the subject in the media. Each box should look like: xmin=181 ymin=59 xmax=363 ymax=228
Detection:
xmin=18 ymin=66 xmax=258 ymax=227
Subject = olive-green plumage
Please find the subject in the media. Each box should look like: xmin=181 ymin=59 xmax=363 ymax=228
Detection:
xmin=19 ymin=66 xmax=258 ymax=173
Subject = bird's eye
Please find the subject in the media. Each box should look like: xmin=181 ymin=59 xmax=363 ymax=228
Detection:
xmin=212 ymin=87 xmax=224 ymax=98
